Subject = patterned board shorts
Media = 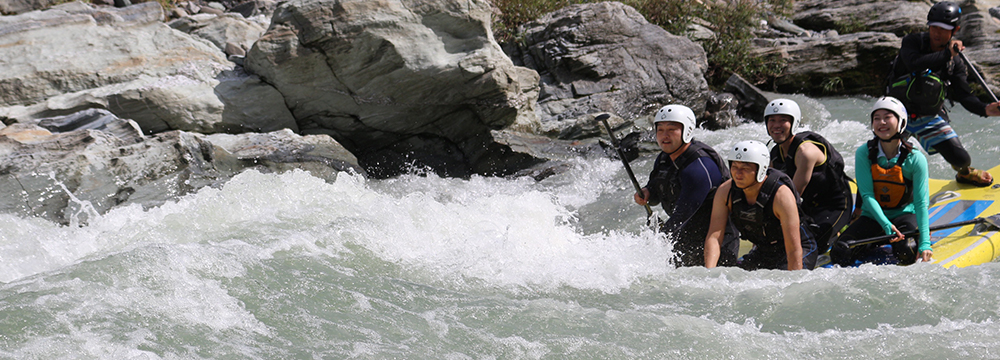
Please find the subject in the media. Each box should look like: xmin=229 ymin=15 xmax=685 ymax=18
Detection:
xmin=906 ymin=115 xmax=957 ymax=155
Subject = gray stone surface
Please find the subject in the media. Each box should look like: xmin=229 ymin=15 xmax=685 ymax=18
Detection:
xmin=245 ymin=0 xmax=541 ymax=178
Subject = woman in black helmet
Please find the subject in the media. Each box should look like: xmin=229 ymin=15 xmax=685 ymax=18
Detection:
xmin=888 ymin=1 xmax=1000 ymax=187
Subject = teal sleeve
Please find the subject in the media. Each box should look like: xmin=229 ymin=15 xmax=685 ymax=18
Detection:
xmin=906 ymin=150 xmax=931 ymax=252
xmin=854 ymin=145 xmax=894 ymax=235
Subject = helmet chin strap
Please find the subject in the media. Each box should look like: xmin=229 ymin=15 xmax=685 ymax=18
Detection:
xmin=733 ymin=178 xmax=759 ymax=190
xmin=667 ymin=142 xmax=687 ymax=156
xmin=877 ymin=131 xmax=904 ymax=143
xmin=774 ymin=135 xmax=792 ymax=146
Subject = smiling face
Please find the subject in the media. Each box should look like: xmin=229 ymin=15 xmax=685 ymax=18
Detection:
xmin=765 ymin=114 xmax=794 ymax=144
xmin=871 ymin=109 xmax=900 ymax=140
xmin=730 ymin=161 xmax=760 ymax=189
xmin=655 ymin=121 xmax=685 ymax=154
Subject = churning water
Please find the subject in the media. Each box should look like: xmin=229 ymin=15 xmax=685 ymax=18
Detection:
xmin=2 ymin=97 xmax=1000 ymax=359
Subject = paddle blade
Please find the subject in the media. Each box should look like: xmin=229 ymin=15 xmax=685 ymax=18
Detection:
xmin=976 ymin=214 xmax=1000 ymax=233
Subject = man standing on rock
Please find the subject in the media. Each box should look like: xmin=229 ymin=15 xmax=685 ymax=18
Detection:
xmin=765 ymin=98 xmax=853 ymax=253
xmin=887 ymin=1 xmax=1000 ymax=187
xmin=634 ymin=104 xmax=739 ymax=267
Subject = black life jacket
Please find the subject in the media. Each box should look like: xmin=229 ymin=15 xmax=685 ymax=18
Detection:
xmin=651 ymin=140 xmax=729 ymax=212
xmin=769 ymin=131 xmax=852 ymax=210
xmin=867 ymin=139 xmax=913 ymax=209
xmin=885 ymin=32 xmax=955 ymax=118
xmin=728 ymin=168 xmax=801 ymax=248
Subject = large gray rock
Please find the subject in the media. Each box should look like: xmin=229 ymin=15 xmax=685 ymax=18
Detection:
xmin=957 ymin=1 xmax=1000 ymax=96
xmin=754 ymin=31 xmax=900 ymax=95
xmin=784 ymin=0 xmax=999 ymax=97
xmin=508 ymin=2 xmax=710 ymax=126
xmin=245 ymin=0 xmax=541 ymax=178
xmin=0 ymin=2 xmax=191 ymax=107
xmin=167 ymin=13 xmax=266 ymax=55
xmin=793 ymin=0 xmax=929 ymax=37
xmin=0 ymin=2 xmax=297 ymax=135
xmin=0 ymin=0 xmax=59 ymax=15
xmin=0 ymin=110 xmax=362 ymax=225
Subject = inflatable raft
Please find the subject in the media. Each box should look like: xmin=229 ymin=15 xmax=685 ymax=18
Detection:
xmin=921 ymin=164 xmax=1000 ymax=267
xmin=739 ymin=164 xmax=1000 ymax=268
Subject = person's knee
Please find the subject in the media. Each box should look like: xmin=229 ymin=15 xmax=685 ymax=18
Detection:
xmin=935 ymin=139 xmax=972 ymax=169
xmin=830 ymin=240 xmax=854 ymax=267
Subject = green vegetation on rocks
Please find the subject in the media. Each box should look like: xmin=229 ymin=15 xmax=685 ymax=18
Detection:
xmin=491 ymin=0 xmax=792 ymax=88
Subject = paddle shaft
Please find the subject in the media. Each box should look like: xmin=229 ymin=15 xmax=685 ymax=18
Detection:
xmin=596 ymin=114 xmax=654 ymax=220
xmin=840 ymin=217 xmax=984 ymax=248
xmin=955 ymin=47 xmax=999 ymax=103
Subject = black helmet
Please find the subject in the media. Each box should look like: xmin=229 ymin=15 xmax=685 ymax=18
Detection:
xmin=927 ymin=1 xmax=961 ymax=29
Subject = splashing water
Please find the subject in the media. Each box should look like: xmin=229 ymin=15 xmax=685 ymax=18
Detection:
xmin=1 ymin=98 xmax=1000 ymax=358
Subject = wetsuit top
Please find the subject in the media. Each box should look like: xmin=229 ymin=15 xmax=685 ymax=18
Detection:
xmin=854 ymin=139 xmax=931 ymax=252
xmin=728 ymin=168 xmax=810 ymax=253
xmin=769 ymin=131 xmax=852 ymax=211
xmin=893 ymin=32 xmax=989 ymax=118
xmin=645 ymin=140 xmax=728 ymax=236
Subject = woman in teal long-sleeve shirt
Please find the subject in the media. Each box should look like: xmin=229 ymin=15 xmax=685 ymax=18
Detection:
xmin=831 ymin=97 xmax=932 ymax=266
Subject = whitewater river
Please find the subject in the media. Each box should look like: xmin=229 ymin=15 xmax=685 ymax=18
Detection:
xmin=2 ymin=97 xmax=1000 ymax=358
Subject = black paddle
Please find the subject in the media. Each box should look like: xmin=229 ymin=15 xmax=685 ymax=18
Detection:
xmin=955 ymin=45 xmax=999 ymax=103
xmin=595 ymin=113 xmax=655 ymax=225
xmin=833 ymin=213 xmax=1000 ymax=251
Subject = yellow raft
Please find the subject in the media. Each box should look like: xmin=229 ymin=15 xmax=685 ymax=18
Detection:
xmin=923 ymin=164 xmax=1000 ymax=268
xmin=738 ymin=164 xmax=1000 ymax=268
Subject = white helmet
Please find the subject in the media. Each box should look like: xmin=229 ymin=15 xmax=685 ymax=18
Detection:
xmin=729 ymin=140 xmax=770 ymax=183
xmin=654 ymin=104 xmax=697 ymax=144
xmin=763 ymin=98 xmax=801 ymax=134
xmin=870 ymin=96 xmax=908 ymax=135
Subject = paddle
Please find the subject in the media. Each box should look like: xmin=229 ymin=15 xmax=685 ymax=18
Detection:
xmin=955 ymin=45 xmax=999 ymax=103
xmin=833 ymin=213 xmax=1000 ymax=250
xmin=595 ymin=113 xmax=655 ymax=225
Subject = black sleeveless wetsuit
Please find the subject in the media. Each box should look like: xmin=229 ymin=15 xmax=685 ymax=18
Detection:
xmin=770 ymin=131 xmax=853 ymax=252
xmin=728 ymin=168 xmax=818 ymax=270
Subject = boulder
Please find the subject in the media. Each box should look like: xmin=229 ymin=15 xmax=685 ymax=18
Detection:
xmin=167 ymin=13 xmax=265 ymax=54
xmin=0 ymin=2 xmax=178 ymax=107
xmin=0 ymin=2 xmax=297 ymax=135
xmin=245 ymin=0 xmax=541 ymax=178
xmin=792 ymin=0 xmax=929 ymax=37
xmin=957 ymin=1 xmax=1000 ymax=96
xmin=507 ymin=2 xmax=710 ymax=126
xmin=0 ymin=0 xmax=59 ymax=15
xmin=227 ymin=0 xmax=277 ymax=18
xmin=754 ymin=31 xmax=900 ymax=95
xmin=0 ymin=109 xmax=361 ymax=225
xmin=722 ymin=74 xmax=774 ymax=121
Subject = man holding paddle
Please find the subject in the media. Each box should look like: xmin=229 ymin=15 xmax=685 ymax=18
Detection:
xmin=633 ymin=104 xmax=739 ymax=267
xmin=887 ymin=1 xmax=1000 ymax=187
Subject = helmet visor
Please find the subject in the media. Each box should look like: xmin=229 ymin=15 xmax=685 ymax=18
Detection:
xmin=927 ymin=21 xmax=955 ymax=30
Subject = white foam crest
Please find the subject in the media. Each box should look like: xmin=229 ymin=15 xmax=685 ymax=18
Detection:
xmin=0 ymin=213 xmax=136 ymax=283
xmin=0 ymin=169 xmax=368 ymax=283
xmin=3 ymin=167 xmax=679 ymax=292
xmin=353 ymin=172 xmax=677 ymax=292
xmin=0 ymin=240 xmax=270 ymax=356
xmin=1 ymin=331 xmax=164 ymax=360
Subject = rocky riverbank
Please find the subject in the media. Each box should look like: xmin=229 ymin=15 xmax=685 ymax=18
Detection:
xmin=0 ymin=0 xmax=998 ymax=224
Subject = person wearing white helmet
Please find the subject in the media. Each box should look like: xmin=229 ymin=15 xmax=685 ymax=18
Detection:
xmin=634 ymin=104 xmax=739 ymax=267
xmin=831 ymin=97 xmax=932 ymax=266
xmin=703 ymin=140 xmax=819 ymax=270
xmin=886 ymin=1 xmax=1000 ymax=187
xmin=764 ymin=98 xmax=853 ymax=253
